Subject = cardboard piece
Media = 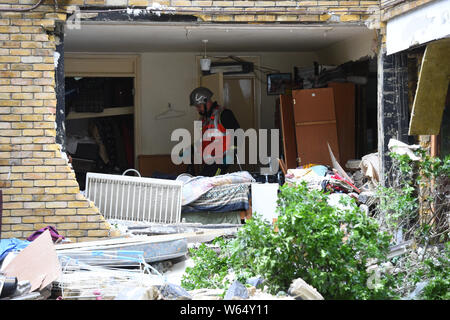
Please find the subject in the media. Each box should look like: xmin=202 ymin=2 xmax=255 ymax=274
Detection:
xmin=328 ymin=142 xmax=354 ymax=184
xmin=3 ymin=230 xmax=61 ymax=292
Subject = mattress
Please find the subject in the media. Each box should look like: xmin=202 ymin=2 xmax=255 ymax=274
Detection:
xmin=181 ymin=183 xmax=251 ymax=214
xmin=180 ymin=211 xmax=242 ymax=225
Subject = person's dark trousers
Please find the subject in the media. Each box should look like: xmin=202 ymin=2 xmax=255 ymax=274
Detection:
xmin=200 ymin=163 xmax=229 ymax=176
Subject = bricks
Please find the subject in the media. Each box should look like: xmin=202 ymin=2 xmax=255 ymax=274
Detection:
xmin=88 ymin=230 xmax=110 ymax=237
xmin=381 ymin=0 xmax=434 ymax=21
xmin=128 ymin=0 xmax=149 ymax=6
xmin=340 ymin=14 xmax=360 ymax=22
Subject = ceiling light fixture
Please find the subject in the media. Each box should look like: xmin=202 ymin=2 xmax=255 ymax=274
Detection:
xmin=200 ymin=39 xmax=211 ymax=72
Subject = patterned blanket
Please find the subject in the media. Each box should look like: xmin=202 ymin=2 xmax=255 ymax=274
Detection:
xmin=182 ymin=183 xmax=251 ymax=213
xmin=177 ymin=171 xmax=255 ymax=205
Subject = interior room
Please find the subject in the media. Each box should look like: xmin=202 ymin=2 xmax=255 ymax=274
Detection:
xmin=63 ymin=22 xmax=378 ymax=224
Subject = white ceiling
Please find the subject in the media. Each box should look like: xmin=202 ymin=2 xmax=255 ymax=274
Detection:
xmin=64 ymin=23 xmax=373 ymax=52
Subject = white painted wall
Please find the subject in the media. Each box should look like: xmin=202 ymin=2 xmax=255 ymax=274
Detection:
xmin=386 ymin=0 xmax=450 ymax=55
xmin=316 ymin=30 xmax=377 ymax=66
xmin=139 ymin=51 xmax=319 ymax=155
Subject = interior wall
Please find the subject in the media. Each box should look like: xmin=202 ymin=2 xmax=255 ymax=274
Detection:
xmin=139 ymin=51 xmax=319 ymax=156
xmin=316 ymin=30 xmax=378 ymax=66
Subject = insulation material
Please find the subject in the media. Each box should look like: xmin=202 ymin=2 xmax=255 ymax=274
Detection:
xmin=360 ymin=153 xmax=380 ymax=185
xmin=408 ymin=39 xmax=450 ymax=135
xmin=388 ymin=138 xmax=421 ymax=161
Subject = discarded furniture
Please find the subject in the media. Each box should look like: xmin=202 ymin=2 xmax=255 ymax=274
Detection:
xmin=85 ymin=172 xmax=183 ymax=224
xmin=281 ymin=84 xmax=356 ymax=168
xmin=279 ymin=94 xmax=298 ymax=169
xmin=292 ymin=87 xmax=340 ymax=167
xmin=328 ymin=82 xmax=356 ymax=167
xmin=55 ymin=234 xmax=188 ymax=266
xmin=178 ymin=172 xmax=254 ymax=225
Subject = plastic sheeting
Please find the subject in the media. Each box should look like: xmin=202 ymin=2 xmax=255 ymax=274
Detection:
xmin=0 ymin=239 xmax=30 ymax=262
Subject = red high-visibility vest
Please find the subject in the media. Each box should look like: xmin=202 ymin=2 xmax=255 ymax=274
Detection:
xmin=201 ymin=106 xmax=232 ymax=162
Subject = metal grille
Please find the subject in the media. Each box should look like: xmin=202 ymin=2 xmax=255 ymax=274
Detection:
xmin=85 ymin=172 xmax=183 ymax=224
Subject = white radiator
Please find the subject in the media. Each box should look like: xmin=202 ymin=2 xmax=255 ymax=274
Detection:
xmin=85 ymin=172 xmax=183 ymax=224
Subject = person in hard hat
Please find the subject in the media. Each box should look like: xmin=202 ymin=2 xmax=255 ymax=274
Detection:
xmin=189 ymin=87 xmax=240 ymax=176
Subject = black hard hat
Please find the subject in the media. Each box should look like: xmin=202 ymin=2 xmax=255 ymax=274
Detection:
xmin=189 ymin=87 xmax=213 ymax=106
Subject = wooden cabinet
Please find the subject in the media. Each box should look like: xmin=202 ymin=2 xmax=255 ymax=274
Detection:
xmin=280 ymin=82 xmax=356 ymax=169
xmin=292 ymin=88 xmax=340 ymax=167
xmin=279 ymin=94 xmax=297 ymax=169
xmin=328 ymin=82 xmax=356 ymax=167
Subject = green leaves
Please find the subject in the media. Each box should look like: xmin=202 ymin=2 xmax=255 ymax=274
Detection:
xmin=182 ymin=182 xmax=396 ymax=299
xmin=414 ymin=243 xmax=450 ymax=300
xmin=181 ymin=243 xmax=231 ymax=291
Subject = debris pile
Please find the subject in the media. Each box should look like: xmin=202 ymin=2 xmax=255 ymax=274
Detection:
xmin=1 ymin=138 xmax=447 ymax=301
xmin=284 ymin=144 xmax=380 ymax=216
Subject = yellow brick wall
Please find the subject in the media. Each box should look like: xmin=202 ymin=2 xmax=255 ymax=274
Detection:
xmin=380 ymin=0 xmax=436 ymax=21
xmin=0 ymin=1 xmax=111 ymax=242
xmin=55 ymin=0 xmax=381 ymax=23
xmin=1 ymin=0 xmax=382 ymax=242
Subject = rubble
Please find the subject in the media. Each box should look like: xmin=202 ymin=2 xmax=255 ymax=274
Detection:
xmin=160 ymin=283 xmax=192 ymax=300
xmin=405 ymin=281 xmax=429 ymax=300
xmin=115 ymin=286 xmax=160 ymax=300
xmin=0 ymin=139 xmax=445 ymax=301
xmin=287 ymin=278 xmax=324 ymax=300
xmin=224 ymin=280 xmax=249 ymax=300
xmin=246 ymin=276 xmax=264 ymax=288
xmin=188 ymin=288 xmax=223 ymax=300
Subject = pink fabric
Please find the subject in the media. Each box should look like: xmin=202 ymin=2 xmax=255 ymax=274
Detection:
xmin=27 ymin=226 xmax=64 ymax=243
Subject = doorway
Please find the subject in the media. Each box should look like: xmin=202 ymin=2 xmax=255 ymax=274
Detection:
xmin=223 ymin=76 xmax=256 ymax=131
xmin=63 ymin=54 xmax=139 ymax=190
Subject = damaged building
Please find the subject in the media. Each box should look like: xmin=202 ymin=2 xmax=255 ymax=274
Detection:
xmin=0 ymin=0 xmax=448 ymax=235
xmin=0 ymin=0 xmax=449 ymax=302
xmin=0 ymin=0 xmax=448 ymax=251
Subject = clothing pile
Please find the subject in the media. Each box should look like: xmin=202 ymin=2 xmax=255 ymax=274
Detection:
xmin=285 ymin=164 xmax=359 ymax=194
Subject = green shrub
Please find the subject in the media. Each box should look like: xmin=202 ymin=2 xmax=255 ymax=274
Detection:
xmin=375 ymin=151 xmax=449 ymax=298
xmin=415 ymin=243 xmax=450 ymax=300
xmin=376 ymin=151 xmax=450 ymax=243
xmin=181 ymin=242 xmax=230 ymax=291
xmin=182 ymin=183 xmax=396 ymax=299
xmin=271 ymin=183 xmax=395 ymax=299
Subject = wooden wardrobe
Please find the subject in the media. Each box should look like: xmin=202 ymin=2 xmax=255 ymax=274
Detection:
xmin=280 ymin=82 xmax=355 ymax=168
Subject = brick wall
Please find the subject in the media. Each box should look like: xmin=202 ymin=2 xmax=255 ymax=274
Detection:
xmin=1 ymin=0 xmax=381 ymax=242
xmin=380 ymin=0 xmax=436 ymax=21
xmin=62 ymin=0 xmax=380 ymax=23
xmin=0 ymin=0 xmax=110 ymax=242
